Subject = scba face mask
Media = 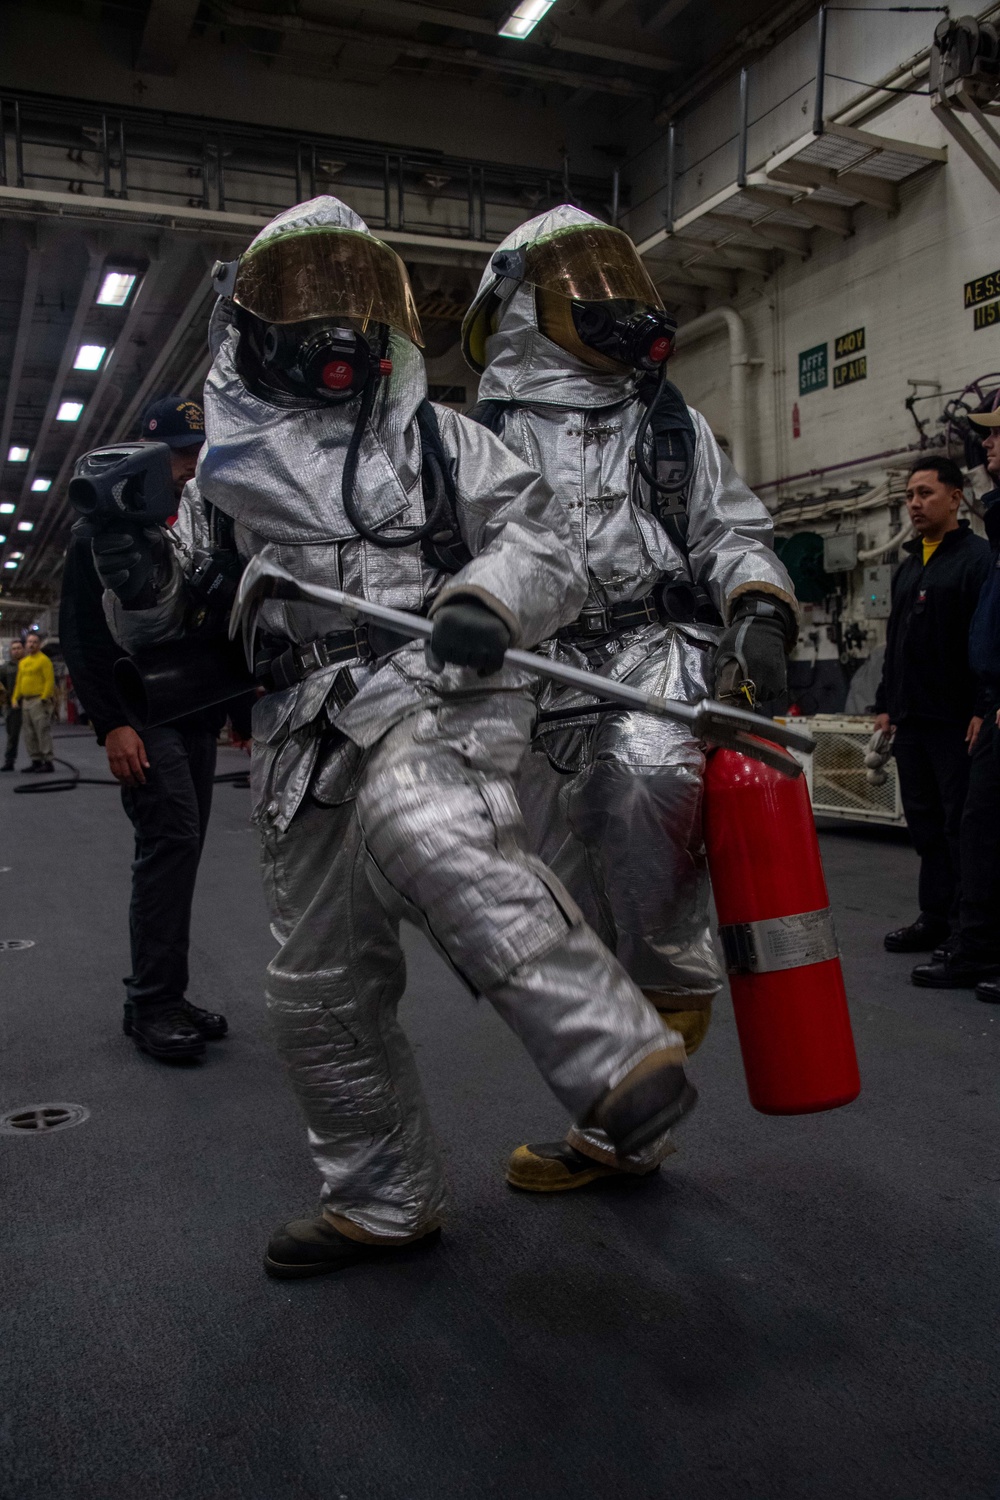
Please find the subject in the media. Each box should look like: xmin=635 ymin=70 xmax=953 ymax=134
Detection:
xmin=213 ymin=221 xmax=423 ymax=406
xmin=260 ymin=318 xmax=394 ymax=404
xmin=462 ymin=220 xmax=675 ymax=374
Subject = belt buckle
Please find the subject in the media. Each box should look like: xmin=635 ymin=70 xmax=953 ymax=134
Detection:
xmin=580 ymin=607 xmax=610 ymax=635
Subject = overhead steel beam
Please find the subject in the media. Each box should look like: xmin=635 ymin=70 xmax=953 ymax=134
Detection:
xmin=0 ymin=241 xmax=41 ymax=494
xmin=215 ymin=2 xmax=659 ymax=94
xmin=650 ymin=260 xmax=736 ymax=292
xmin=16 ymin=247 xmax=106 ymax=514
xmin=767 ymin=161 xmax=899 ymax=213
xmin=101 ymin=263 xmax=216 ymax=448
xmin=18 ymin=255 xmax=171 ymax=584
xmin=741 ymin=184 xmax=852 ymax=237
xmin=135 ymin=0 xmax=201 ymax=73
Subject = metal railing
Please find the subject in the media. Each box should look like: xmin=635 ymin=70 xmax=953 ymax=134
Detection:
xmin=0 ymin=89 xmax=613 ymax=242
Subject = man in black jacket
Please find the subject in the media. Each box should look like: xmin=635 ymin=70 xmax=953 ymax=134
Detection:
xmin=914 ymin=403 xmax=1000 ymax=992
xmin=60 ymin=397 xmax=231 ymax=1062
xmin=875 ymin=457 xmax=990 ymax=959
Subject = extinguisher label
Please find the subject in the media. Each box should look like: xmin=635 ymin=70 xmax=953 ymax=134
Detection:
xmin=719 ymin=907 xmax=839 ymax=974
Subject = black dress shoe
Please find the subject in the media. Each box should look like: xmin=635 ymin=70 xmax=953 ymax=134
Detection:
xmin=264 ymin=1216 xmax=441 ymax=1279
xmin=885 ymin=915 xmax=950 ymax=953
xmin=975 ymin=978 xmax=1000 ymax=1004
xmin=129 ymin=1006 xmax=206 ymax=1061
xmin=932 ymin=934 xmax=959 ymax=963
xmin=123 ymin=999 xmax=228 ymax=1041
xmin=911 ymin=957 xmax=1000 ymax=989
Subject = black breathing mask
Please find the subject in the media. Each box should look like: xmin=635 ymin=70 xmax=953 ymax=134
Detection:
xmin=571 ymin=301 xmax=677 ymax=373
xmin=260 ymin=319 xmax=393 ymax=403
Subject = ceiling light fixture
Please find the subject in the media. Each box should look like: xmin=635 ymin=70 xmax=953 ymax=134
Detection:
xmin=498 ymin=0 xmax=556 ymax=39
xmin=96 ymin=270 xmax=138 ymax=307
xmin=7 ymin=446 xmax=29 ymax=462
xmin=17 ymin=521 xmax=34 ymax=532
xmin=0 ymin=503 xmax=15 ymax=513
xmin=57 ymin=401 xmax=84 ymax=422
xmin=31 ymin=479 xmax=51 ymax=493
xmin=10 ymin=551 xmax=23 ymax=560
xmin=3 ymin=560 xmax=17 ymax=570
xmin=74 ymin=344 xmax=107 ymax=371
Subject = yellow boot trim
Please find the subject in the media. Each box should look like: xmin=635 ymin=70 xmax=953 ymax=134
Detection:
xmin=643 ymin=991 xmax=715 ymax=1057
xmin=505 ymin=1142 xmax=636 ymax=1193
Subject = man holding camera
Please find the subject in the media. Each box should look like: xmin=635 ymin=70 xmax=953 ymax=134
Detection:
xmin=60 ymin=397 xmax=230 ymax=1062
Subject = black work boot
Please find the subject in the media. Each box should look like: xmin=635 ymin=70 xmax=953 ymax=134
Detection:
xmin=264 ymin=1216 xmax=441 ymax=1279
xmin=590 ymin=1048 xmax=697 ymax=1157
xmin=910 ymin=955 xmax=1000 ymax=989
xmin=20 ymin=760 xmax=42 ymax=774
xmin=39 ymin=760 xmax=54 ymax=773
xmin=123 ymin=999 xmax=228 ymax=1041
xmin=884 ymin=915 xmax=950 ymax=953
xmin=128 ymin=1005 xmax=206 ymax=1061
xmin=506 ymin=1139 xmax=659 ymax=1192
xmin=975 ymin=978 xmax=1000 ymax=1004
xmin=1 ymin=761 xmax=13 ymax=772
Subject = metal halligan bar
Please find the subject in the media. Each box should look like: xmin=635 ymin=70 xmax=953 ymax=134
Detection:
xmin=230 ymin=556 xmax=815 ymax=768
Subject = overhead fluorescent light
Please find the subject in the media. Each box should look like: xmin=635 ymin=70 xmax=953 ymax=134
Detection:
xmin=0 ymin=536 xmax=6 ymax=545
xmin=31 ymin=479 xmax=51 ymax=493
xmin=498 ymin=0 xmax=556 ymax=39
xmin=3 ymin=560 xmax=17 ymax=570
xmin=7 ymin=446 xmax=29 ymax=462
xmin=96 ymin=270 xmax=138 ymax=307
xmin=10 ymin=551 xmax=23 ymax=560
xmin=0 ymin=503 xmax=14 ymax=513
xmin=74 ymin=344 xmax=107 ymax=371
xmin=17 ymin=521 xmax=34 ymax=532
xmin=57 ymin=401 xmax=84 ymax=422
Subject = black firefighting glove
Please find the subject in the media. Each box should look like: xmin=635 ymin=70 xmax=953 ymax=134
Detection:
xmin=430 ymin=597 xmax=511 ymax=676
xmin=713 ymin=593 xmax=796 ymax=706
xmin=89 ymin=522 xmax=167 ymax=611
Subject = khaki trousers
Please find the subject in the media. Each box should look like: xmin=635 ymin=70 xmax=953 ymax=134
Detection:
xmin=20 ymin=697 xmax=53 ymax=762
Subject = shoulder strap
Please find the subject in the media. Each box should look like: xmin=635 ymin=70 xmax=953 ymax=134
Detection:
xmin=636 ymin=375 xmax=697 ymax=552
xmin=415 ymin=399 xmax=472 ymax=576
xmin=467 ymin=398 xmax=511 ymax=435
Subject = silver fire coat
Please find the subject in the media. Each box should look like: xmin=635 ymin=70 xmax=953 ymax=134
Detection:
xmin=473 ymin=204 xmax=797 ymax=1016
xmin=106 ymin=195 xmax=680 ymax=1236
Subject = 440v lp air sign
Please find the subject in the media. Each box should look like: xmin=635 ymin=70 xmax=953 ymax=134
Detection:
xmin=833 ymin=355 xmax=867 ymax=389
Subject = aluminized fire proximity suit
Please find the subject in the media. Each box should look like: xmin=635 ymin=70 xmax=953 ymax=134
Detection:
xmin=104 ymin=196 xmax=681 ymax=1244
xmin=463 ymin=206 xmax=797 ymax=1180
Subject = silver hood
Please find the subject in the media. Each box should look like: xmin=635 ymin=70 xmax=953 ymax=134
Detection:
xmin=473 ymin=204 xmax=638 ymax=411
xmin=198 ymin=195 xmax=427 ymax=545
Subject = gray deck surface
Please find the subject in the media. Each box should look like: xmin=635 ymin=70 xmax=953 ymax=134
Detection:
xmin=1 ymin=728 xmax=998 ymax=1500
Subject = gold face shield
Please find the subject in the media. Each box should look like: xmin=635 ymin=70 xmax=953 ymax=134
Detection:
xmin=461 ymin=222 xmax=662 ymax=372
xmin=232 ymin=225 xmax=424 ymax=346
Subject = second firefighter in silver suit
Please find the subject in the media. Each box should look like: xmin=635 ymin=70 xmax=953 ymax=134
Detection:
xmin=100 ymin=195 xmax=696 ymax=1276
xmin=462 ymin=205 xmax=798 ymax=1191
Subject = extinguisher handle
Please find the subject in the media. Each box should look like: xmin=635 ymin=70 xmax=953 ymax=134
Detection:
xmin=671 ymin=697 xmax=814 ymax=775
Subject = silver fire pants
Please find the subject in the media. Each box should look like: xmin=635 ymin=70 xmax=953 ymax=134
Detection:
xmin=260 ymin=702 xmax=672 ymax=1239
xmin=521 ymin=624 xmax=724 ymax=1002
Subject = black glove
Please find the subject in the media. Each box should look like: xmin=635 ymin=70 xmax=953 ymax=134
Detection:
xmin=90 ymin=524 xmax=165 ymax=610
xmin=430 ymin=597 xmax=511 ymax=676
xmin=713 ymin=594 xmax=796 ymax=705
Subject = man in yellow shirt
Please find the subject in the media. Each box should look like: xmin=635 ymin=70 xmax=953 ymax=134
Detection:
xmin=11 ymin=630 xmax=55 ymax=773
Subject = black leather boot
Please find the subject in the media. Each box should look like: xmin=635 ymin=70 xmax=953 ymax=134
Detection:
xmin=884 ymin=915 xmax=950 ymax=953
xmin=975 ymin=978 xmax=1000 ymax=1004
xmin=128 ymin=1005 xmax=206 ymax=1061
xmin=123 ymin=999 xmax=228 ymax=1041
xmin=264 ymin=1216 xmax=441 ymax=1279
xmin=911 ymin=956 xmax=1000 ymax=989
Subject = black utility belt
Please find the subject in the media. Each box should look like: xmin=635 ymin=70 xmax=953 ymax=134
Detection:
xmin=559 ymin=593 xmax=663 ymax=643
xmin=257 ymin=628 xmax=371 ymax=692
xmin=256 ymin=617 xmax=419 ymax=693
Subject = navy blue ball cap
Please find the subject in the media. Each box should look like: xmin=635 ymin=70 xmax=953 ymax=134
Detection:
xmin=141 ymin=396 xmax=205 ymax=448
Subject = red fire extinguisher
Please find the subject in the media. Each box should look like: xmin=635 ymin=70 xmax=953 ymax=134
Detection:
xmin=703 ymin=744 xmax=860 ymax=1115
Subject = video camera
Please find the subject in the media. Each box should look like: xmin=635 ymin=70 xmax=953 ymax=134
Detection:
xmin=68 ymin=443 xmax=177 ymax=527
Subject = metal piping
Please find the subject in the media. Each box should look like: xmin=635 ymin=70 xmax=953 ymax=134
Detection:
xmin=673 ymin=305 xmax=749 ymax=478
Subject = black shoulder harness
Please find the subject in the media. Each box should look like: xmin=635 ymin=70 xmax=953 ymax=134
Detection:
xmin=415 ymin=398 xmax=472 ymax=575
xmin=468 ymin=382 xmax=697 ymax=554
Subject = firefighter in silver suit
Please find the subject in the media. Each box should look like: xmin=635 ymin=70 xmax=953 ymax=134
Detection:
xmin=99 ymin=196 xmax=698 ymax=1278
xmin=461 ymin=205 xmax=798 ymax=1193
